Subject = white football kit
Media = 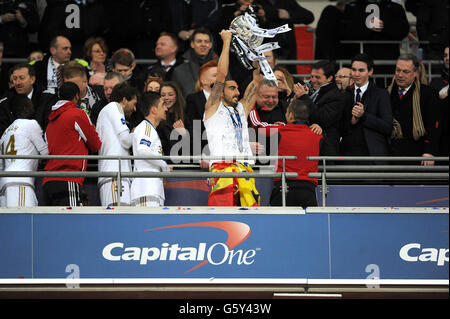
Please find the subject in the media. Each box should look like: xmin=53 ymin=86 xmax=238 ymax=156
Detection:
xmin=0 ymin=119 xmax=48 ymax=207
xmin=96 ymin=102 xmax=133 ymax=206
xmin=130 ymin=119 xmax=169 ymax=207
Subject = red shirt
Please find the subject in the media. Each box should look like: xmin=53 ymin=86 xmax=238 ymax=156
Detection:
xmin=43 ymin=101 xmax=102 ymax=186
xmin=259 ymin=122 xmax=322 ymax=185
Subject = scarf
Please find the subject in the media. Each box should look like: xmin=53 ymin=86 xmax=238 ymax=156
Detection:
xmin=388 ymin=77 xmax=426 ymax=141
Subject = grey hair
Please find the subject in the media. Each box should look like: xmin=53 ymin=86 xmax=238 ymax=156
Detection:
xmin=398 ymin=54 xmax=420 ymax=71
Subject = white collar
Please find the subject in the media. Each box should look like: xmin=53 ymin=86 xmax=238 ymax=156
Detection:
xmin=27 ymin=89 xmax=34 ymax=100
xmin=355 ymin=82 xmax=369 ymax=96
xmin=203 ymin=89 xmax=210 ymax=101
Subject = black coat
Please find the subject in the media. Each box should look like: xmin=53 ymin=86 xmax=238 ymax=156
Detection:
xmin=185 ymin=90 xmax=208 ymax=156
xmin=389 ymin=82 xmax=442 ymax=157
xmin=430 ymin=69 xmax=449 ymax=156
xmin=299 ymin=83 xmax=345 ymax=156
xmin=341 ymin=0 xmax=410 ymax=61
xmin=340 ymin=82 xmax=393 ymax=157
xmin=315 ymin=5 xmax=345 ymax=60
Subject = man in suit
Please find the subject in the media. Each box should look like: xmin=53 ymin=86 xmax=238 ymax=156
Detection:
xmin=294 ymin=60 xmax=345 ymax=157
xmin=32 ymin=35 xmax=72 ymax=94
xmin=172 ymin=27 xmax=218 ymax=97
xmin=340 ymin=53 xmax=393 ymax=164
xmin=0 ymin=63 xmax=43 ymax=136
xmin=388 ymin=54 xmax=441 ymax=165
xmin=150 ymin=32 xmax=183 ymax=81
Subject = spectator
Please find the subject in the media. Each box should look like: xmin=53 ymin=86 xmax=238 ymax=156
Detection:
xmin=131 ymin=92 xmax=171 ymax=207
xmin=158 ymin=81 xmax=191 ymax=159
xmin=28 ymin=49 xmax=44 ymax=63
xmin=150 ymin=32 xmax=183 ymax=81
xmin=430 ymin=46 xmax=449 ymax=156
xmin=0 ymin=0 xmax=39 ymax=58
xmin=0 ymin=94 xmax=48 ymax=207
xmin=335 ymin=67 xmax=353 ymax=92
xmin=135 ymin=0 xmax=171 ymax=59
xmin=32 ymin=35 xmax=72 ymax=93
xmin=83 ymin=37 xmax=110 ymax=76
xmin=38 ymin=0 xmax=108 ymax=58
xmin=388 ymin=54 xmax=441 ymax=165
xmin=315 ymin=0 xmax=346 ymax=60
xmin=186 ymin=60 xmax=218 ymax=164
xmin=341 ymin=0 xmax=410 ymax=75
xmin=415 ymin=0 xmax=449 ymax=60
xmin=171 ymin=0 xmax=222 ymax=52
xmin=249 ymin=79 xmax=286 ymax=129
xmin=0 ymin=63 xmax=44 ymax=136
xmin=294 ymin=60 xmax=345 ymax=157
xmin=340 ymin=53 xmax=393 ymax=163
xmin=263 ymin=0 xmax=314 ymax=74
xmin=96 ymin=82 xmax=138 ymax=207
xmin=110 ymin=48 xmax=146 ymax=93
xmin=171 ymin=27 xmax=218 ymax=97
xmin=35 ymin=60 xmax=104 ymax=131
xmin=90 ymin=71 xmax=125 ymax=126
xmin=42 ymin=81 xmax=102 ymax=206
xmin=268 ymin=98 xmax=322 ymax=208
xmin=0 ymin=41 xmax=8 ymax=96
xmin=144 ymin=77 xmax=163 ymax=93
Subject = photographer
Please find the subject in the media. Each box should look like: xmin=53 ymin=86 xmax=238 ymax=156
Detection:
xmin=0 ymin=0 xmax=39 ymax=57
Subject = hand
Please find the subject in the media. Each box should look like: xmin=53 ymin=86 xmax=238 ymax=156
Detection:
xmin=250 ymin=142 xmax=265 ymax=155
xmin=310 ymin=124 xmax=323 ymax=135
xmin=178 ymin=29 xmax=194 ymax=41
xmin=15 ymin=10 xmax=27 ymax=27
xmin=274 ymin=121 xmax=285 ymax=126
xmin=220 ymin=30 xmax=232 ymax=44
xmin=278 ymin=9 xmax=290 ymax=20
xmin=293 ymin=83 xmax=309 ymax=98
xmin=371 ymin=17 xmax=384 ymax=32
xmin=173 ymin=119 xmax=187 ymax=136
xmin=352 ymin=102 xmax=365 ymax=119
xmin=421 ymin=153 xmax=435 ymax=166
xmin=1 ymin=13 xmax=17 ymax=23
xmin=200 ymin=159 xmax=210 ymax=169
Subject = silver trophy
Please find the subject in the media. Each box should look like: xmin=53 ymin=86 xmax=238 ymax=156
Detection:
xmin=229 ymin=12 xmax=291 ymax=83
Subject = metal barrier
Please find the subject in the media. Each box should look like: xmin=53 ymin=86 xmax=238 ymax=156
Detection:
xmin=307 ymin=156 xmax=450 ymax=207
xmin=0 ymin=155 xmax=297 ymax=207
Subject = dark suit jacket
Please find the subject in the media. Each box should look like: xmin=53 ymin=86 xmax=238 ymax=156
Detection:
xmin=299 ymin=82 xmax=345 ymax=156
xmin=341 ymin=82 xmax=393 ymax=157
xmin=186 ymin=90 xmax=207 ymax=155
xmin=32 ymin=55 xmax=51 ymax=91
xmin=0 ymin=84 xmax=44 ymax=136
xmin=389 ymin=82 xmax=442 ymax=157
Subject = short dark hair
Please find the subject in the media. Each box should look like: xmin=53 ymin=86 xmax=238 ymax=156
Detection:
xmin=10 ymin=95 xmax=34 ymax=119
xmin=288 ymin=99 xmax=309 ymax=122
xmin=351 ymin=53 xmax=374 ymax=71
xmin=110 ymin=82 xmax=138 ymax=103
xmin=111 ymin=48 xmax=135 ymax=68
xmin=59 ymin=82 xmax=80 ymax=101
xmin=398 ymin=53 xmax=420 ymax=71
xmin=311 ymin=60 xmax=335 ymax=79
xmin=191 ymin=27 xmax=213 ymax=43
xmin=11 ymin=63 xmax=36 ymax=78
xmin=140 ymin=92 xmax=161 ymax=117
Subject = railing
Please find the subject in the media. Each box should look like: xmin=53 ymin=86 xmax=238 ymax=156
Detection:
xmin=307 ymin=156 xmax=450 ymax=207
xmin=0 ymin=155 xmax=297 ymax=207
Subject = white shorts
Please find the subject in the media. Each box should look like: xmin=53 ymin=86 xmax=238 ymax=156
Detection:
xmin=0 ymin=185 xmax=38 ymax=208
xmin=131 ymin=196 xmax=164 ymax=207
xmin=99 ymin=179 xmax=131 ymax=207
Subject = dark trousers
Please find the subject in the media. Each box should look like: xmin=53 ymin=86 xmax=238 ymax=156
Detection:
xmin=270 ymin=180 xmax=318 ymax=208
xmin=43 ymin=181 xmax=83 ymax=207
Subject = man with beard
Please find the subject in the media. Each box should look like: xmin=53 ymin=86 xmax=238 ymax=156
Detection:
xmin=204 ymin=29 xmax=262 ymax=207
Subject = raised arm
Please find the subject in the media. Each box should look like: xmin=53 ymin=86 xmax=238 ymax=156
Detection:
xmin=241 ymin=63 xmax=264 ymax=117
xmin=204 ymin=30 xmax=232 ymax=121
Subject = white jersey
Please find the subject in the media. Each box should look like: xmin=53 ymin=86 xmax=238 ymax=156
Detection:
xmin=203 ymin=102 xmax=254 ymax=165
xmin=0 ymin=119 xmax=48 ymax=191
xmin=96 ymin=102 xmax=133 ymax=186
xmin=131 ymin=119 xmax=169 ymax=202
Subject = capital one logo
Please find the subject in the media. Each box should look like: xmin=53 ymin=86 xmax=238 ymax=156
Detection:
xmin=102 ymin=221 xmax=258 ymax=273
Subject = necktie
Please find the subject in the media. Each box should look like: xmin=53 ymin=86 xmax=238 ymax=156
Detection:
xmin=399 ymin=89 xmax=405 ymax=99
xmin=57 ymin=65 xmax=63 ymax=89
xmin=81 ymin=98 xmax=91 ymax=115
xmin=355 ymin=88 xmax=362 ymax=103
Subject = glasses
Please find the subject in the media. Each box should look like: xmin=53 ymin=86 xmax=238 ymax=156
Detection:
xmin=336 ymin=75 xmax=350 ymax=79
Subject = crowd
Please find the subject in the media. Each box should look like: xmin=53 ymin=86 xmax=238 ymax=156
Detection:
xmin=0 ymin=0 xmax=449 ymax=208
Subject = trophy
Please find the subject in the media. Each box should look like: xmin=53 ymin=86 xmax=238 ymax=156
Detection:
xmin=229 ymin=11 xmax=291 ymax=84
